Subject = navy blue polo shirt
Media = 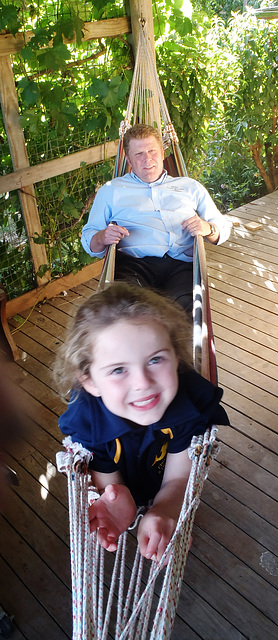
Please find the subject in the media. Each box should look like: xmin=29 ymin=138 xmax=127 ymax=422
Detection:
xmin=59 ymin=369 xmax=229 ymax=505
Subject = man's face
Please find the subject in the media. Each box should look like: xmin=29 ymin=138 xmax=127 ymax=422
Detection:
xmin=125 ymin=135 xmax=164 ymax=183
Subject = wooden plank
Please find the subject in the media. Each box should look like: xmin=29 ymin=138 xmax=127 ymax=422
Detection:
xmin=0 ymin=139 xmax=119 ymax=193
xmin=0 ymin=56 xmax=49 ymax=285
xmin=218 ymin=384 xmax=277 ymax=433
xmin=194 ymin=504 xmax=278 ymax=591
xmin=0 ymin=517 xmax=72 ymax=637
xmin=6 ymin=454 xmax=69 ymax=540
xmin=217 ymin=424 xmax=277 ymax=476
xmin=215 ymin=441 xmax=277 ymax=499
xmin=3 ymin=487 xmax=70 ymax=585
xmin=219 ymin=405 xmax=278 ymax=454
xmin=9 ymin=316 xmax=64 ymax=355
xmin=208 ymin=269 xmax=278 ymax=317
xmin=184 ymin=548 xmax=278 ymax=640
xmin=209 ymin=461 xmax=278 ymax=527
xmin=211 ymin=304 xmax=278 ymax=353
xmin=208 ymin=263 xmax=278 ymax=307
xmin=209 ymin=241 xmax=278 ymax=273
xmin=192 ymin=528 xmax=278 ymax=625
xmin=217 ymin=365 xmax=277 ymax=415
xmin=6 ymin=259 xmax=103 ymax=318
xmin=216 ymin=343 xmax=278 ymax=388
xmin=174 ymin=583 xmax=246 ymax=639
xmin=0 ymin=17 xmax=131 ymax=55
xmin=0 ymin=557 xmax=70 ymax=640
xmin=201 ymin=480 xmax=278 ymax=553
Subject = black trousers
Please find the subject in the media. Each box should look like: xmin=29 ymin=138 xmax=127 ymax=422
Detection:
xmin=115 ymin=252 xmax=193 ymax=313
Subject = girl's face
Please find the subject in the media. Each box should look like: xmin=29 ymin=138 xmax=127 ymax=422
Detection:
xmin=82 ymin=318 xmax=179 ymax=426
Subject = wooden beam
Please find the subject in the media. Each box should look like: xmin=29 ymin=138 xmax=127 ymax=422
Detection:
xmin=0 ymin=140 xmax=119 ymax=194
xmin=129 ymin=0 xmax=155 ymax=59
xmin=0 ymin=56 xmax=49 ymax=285
xmin=6 ymin=260 xmax=103 ymax=318
xmin=0 ymin=17 xmax=131 ymax=56
xmin=254 ymin=8 xmax=278 ymax=19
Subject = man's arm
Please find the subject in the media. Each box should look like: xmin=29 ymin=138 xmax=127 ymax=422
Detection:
xmin=90 ymin=224 xmax=129 ymax=254
xmin=181 ymin=180 xmax=232 ymax=246
xmin=137 ymin=449 xmax=192 ymax=561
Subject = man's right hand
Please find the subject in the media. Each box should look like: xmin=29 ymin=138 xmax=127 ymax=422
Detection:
xmin=90 ymin=224 xmax=129 ymax=253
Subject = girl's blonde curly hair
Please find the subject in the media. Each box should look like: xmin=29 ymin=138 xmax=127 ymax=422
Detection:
xmin=54 ymin=282 xmax=193 ymax=397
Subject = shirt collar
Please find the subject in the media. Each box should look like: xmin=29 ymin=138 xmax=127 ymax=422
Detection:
xmin=130 ymin=169 xmax=168 ymax=186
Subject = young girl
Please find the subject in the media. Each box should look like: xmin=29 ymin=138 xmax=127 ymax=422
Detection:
xmin=56 ymin=283 xmax=228 ymax=562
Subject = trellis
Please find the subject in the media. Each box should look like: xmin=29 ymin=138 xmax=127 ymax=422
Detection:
xmin=0 ymin=5 xmax=148 ymax=316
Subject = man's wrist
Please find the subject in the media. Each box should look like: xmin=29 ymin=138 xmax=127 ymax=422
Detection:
xmin=206 ymin=223 xmax=217 ymax=238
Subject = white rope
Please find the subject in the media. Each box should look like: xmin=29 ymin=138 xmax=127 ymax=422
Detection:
xmin=120 ymin=20 xmax=177 ymax=146
xmin=56 ymin=424 xmax=219 ymax=639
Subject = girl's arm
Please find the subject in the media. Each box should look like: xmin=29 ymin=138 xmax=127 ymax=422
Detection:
xmin=137 ymin=449 xmax=192 ymax=561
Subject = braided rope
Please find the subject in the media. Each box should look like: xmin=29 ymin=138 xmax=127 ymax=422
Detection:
xmin=56 ymin=421 xmax=219 ymax=639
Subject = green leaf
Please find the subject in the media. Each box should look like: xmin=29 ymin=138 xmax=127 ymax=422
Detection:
xmin=20 ymin=81 xmax=40 ymax=106
xmin=88 ymin=78 xmax=109 ymax=98
xmin=33 ymin=233 xmax=47 ymax=244
xmin=0 ymin=4 xmax=21 ymax=36
xmin=37 ymin=44 xmax=71 ymax=72
xmin=37 ymin=264 xmax=49 ymax=278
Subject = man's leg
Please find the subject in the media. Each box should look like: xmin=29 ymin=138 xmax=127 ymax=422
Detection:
xmin=163 ymin=257 xmax=193 ymax=313
xmin=115 ymin=252 xmax=168 ymax=288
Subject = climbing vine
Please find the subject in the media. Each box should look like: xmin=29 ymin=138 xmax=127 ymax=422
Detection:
xmin=0 ymin=1 xmax=277 ymax=299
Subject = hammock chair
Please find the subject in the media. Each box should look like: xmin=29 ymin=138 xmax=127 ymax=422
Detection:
xmin=57 ymin=19 xmax=219 ymax=639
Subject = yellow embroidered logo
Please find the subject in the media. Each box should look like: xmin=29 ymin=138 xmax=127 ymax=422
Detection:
xmin=152 ymin=441 xmax=168 ymax=467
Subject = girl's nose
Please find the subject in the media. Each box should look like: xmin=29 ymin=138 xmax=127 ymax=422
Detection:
xmin=132 ymin=368 xmax=152 ymax=390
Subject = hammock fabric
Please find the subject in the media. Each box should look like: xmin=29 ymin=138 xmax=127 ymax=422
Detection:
xmin=57 ymin=19 xmax=218 ymax=639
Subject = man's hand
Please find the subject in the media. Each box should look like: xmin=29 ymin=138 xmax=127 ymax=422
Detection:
xmin=182 ymin=215 xmax=219 ymax=243
xmin=90 ymin=224 xmax=129 ymax=253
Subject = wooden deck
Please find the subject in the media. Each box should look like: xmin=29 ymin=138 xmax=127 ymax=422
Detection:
xmin=1 ymin=191 xmax=277 ymax=640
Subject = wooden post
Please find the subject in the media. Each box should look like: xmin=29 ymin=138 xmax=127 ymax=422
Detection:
xmin=128 ymin=0 xmax=161 ymax=130
xmin=129 ymin=0 xmax=155 ymax=59
xmin=0 ymin=56 xmax=50 ymax=286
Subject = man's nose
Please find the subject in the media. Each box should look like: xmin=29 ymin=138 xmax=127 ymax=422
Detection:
xmin=143 ymin=151 xmax=152 ymax=161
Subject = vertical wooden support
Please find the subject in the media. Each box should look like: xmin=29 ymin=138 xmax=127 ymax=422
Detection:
xmin=0 ymin=285 xmax=20 ymax=360
xmin=128 ymin=0 xmax=161 ymax=130
xmin=129 ymin=0 xmax=155 ymax=58
xmin=0 ymin=55 xmax=50 ymax=286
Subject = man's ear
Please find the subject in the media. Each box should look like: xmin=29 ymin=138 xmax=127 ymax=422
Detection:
xmin=79 ymin=375 xmax=101 ymax=397
xmin=125 ymin=153 xmax=132 ymax=169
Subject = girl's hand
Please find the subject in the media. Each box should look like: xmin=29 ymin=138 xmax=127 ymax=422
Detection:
xmin=88 ymin=483 xmax=137 ymax=552
xmin=137 ymin=508 xmax=177 ymax=562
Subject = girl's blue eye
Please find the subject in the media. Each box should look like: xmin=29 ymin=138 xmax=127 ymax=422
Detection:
xmin=149 ymin=356 xmax=162 ymax=365
xmin=111 ymin=366 xmax=125 ymax=375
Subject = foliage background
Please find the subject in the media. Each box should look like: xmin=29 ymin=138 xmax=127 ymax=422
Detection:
xmin=0 ymin=0 xmax=277 ymax=299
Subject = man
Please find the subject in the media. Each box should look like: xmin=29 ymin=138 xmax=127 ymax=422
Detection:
xmin=81 ymin=124 xmax=232 ymax=312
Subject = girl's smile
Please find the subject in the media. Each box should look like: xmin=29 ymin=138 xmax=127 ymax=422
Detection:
xmin=82 ymin=318 xmax=179 ymax=426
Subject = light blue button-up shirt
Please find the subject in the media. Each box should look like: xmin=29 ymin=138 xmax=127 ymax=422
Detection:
xmin=81 ymin=170 xmax=232 ymax=262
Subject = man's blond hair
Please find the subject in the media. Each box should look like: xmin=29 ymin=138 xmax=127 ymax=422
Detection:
xmin=123 ymin=124 xmax=163 ymax=155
